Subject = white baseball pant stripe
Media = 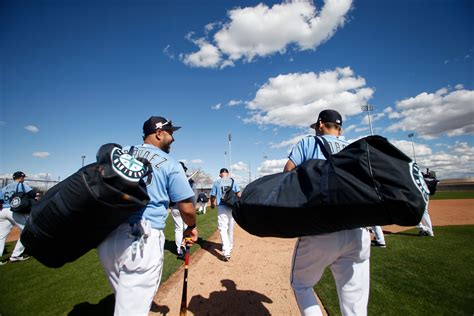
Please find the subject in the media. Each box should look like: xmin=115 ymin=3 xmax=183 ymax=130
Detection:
xmin=217 ymin=204 xmax=234 ymax=257
xmin=291 ymin=228 xmax=371 ymax=316
xmin=0 ymin=207 xmax=27 ymax=258
xmin=98 ymin=221 xmax=165 ymax=316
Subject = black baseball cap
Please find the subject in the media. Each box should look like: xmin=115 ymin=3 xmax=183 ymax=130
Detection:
xmin=143 ymin=116 xmax=181 ymax=137
xmin=219 ymin=168 xmax=229 ymax=174
xmin=310 ymin=109 xmax=343 ymax=129
xmin=13 ymin=171 xmax=26 ymax=179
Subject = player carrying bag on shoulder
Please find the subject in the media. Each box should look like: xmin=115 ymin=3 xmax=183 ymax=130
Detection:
xmin=20 ymin=143 xmax=151 ymax=268
xmin=233 ymin=135 xmax=429 ymax=238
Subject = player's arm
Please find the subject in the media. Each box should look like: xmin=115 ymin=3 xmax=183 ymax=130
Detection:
xmin=283 ymin=159 xmax=296 ymax=172
xmin=177 ymin=197 xmax=198 ymax=244
xmin=210 ymin=196 xmax=216 ymax=208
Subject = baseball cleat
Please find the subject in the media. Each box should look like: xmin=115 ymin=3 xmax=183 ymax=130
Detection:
xmin=222 ymin=255 xmax=231 ymax=262
xmin=371 ymin=240 xmax=387 ymax=248
xmin=9 ymin=255 xmax=31 ymax=262
xmin=418 ymin=230 xmax=434 ymax=237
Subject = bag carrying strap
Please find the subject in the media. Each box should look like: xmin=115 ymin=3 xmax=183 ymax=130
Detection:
xmin=314 ymin=136 xmax=334 ymax=159
xmin=15 ymin=182 xmax=26 ymax=193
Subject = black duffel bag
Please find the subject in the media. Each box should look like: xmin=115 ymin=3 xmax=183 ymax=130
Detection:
xmin=233 ymin=135 xmax=429 ymax=238
xmin=10 ymin=183 xmax=36 ymax=214
xmin=21 ymin=143 xmax=151 ymax=268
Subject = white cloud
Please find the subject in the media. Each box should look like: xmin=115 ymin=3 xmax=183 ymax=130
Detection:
xmin=455 ymin=84 xmax=464 ymax=90
xmin=32 ymin=151 xmax=50 ymax=158
xmin=387 ymin=86 xmax=474 ymax=139
xmin=245 ymin=67 xmax=374 ymax=128
xmin=231 ymin=161 xmax=249 ymax=172
xmin=228 ymin=99 xmax=243 ymax=106
xmin=163 ymin=45 xmax=175 ymax=59
xmin=211 ymin=103 xmax=222 ymax=110
xmin=190 ymin=159 xmax=204 ymax=164
xmin=181 ymin=0 xmax=353 ymax=68
xmin=182 ymin=38 xmax=222 ymax=68
xmin=388 ymin=139 xmax=474 ymax=178
xmin=271 ymin=133 xmax=310 ymax=149
xmin=24 ymin=125 xmax=39 ymax=133
xmin=257 ymin=158 xmax=287 ymax=177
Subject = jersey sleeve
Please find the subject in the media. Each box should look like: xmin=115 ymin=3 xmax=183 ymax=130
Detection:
xmin=167 ymin=164 xmax=195 ymax=203
xmin=288 ymin=138 xmax=307 ymax=167
xmin=210 ymin=181 xmax=218 ymax=197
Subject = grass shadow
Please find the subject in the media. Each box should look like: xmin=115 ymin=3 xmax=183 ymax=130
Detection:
xmin=68 ymin=294 xmax=115 ymax=316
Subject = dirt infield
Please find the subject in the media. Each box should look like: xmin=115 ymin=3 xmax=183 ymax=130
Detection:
xmin=150 ymin=199 xmax=474 ymax=315
xmin=4 ymin=199 xmax=473 ymax=315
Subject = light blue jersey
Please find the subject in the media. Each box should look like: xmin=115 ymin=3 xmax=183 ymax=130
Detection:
xmin=210 ymin=177 xmax=240 ymax=205
xmin=127 ymin=144 xmax=194 ymax=230
xmin=288 ymin=135 xmax=349 ymax=166
xmin=0 ymin=182 xmax=33 ymax=208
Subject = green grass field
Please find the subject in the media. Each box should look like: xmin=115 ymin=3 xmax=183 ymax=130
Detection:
xmin=315 ymin=226 xmax=474 ymax=315
xmin=430 ymin=191 xmax=474 ymax=200
xmin=0 ymin=207 xmax=217 ymax=316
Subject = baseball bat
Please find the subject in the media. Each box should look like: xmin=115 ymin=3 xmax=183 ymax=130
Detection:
xmin=179 ymin=239 xmax=191 ymax=316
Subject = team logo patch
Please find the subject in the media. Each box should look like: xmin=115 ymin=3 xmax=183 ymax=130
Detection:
xmin=10 ymin=196 xmax=21 ymax=208
xmin=409 ymin=162 xmax=430 ymax=203
xmin=111 ymin=147 xmax=147 ymax=182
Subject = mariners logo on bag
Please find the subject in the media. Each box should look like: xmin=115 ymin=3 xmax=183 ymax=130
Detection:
xmin=10 ymin=196 xmax=22 ymax=208
xmin=410 ymin=162 xmax=430 ymax=203
xmin=111 ymin=147 xmax=147 ymax=182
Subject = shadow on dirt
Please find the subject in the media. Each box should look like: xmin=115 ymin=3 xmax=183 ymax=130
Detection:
xmin=188 ymin=279 xmax=273 ymax=315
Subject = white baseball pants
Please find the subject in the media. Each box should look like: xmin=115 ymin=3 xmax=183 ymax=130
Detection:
xmin=417 ymin=202 xmax=434 ymax=235
xmin=98 ymin=220 xmax=165 ymax=316
xmin=198 ymin=202 xmax=207 ymax=214
xmin=0 ymin=207 xmax=27 ymax=258
xmin=291 ymin=228 xmax=371 ymax=316
xmin=217 ymin=205 xmax=234 ymax=257
xmin=171 ymin=207 xmax=186 ymax=254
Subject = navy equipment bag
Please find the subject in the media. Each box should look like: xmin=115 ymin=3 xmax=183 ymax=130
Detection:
xmin=21 ymin=143 xmax=151 ymax=268
xmin=233 ymin=136 xmax=428 ymax=238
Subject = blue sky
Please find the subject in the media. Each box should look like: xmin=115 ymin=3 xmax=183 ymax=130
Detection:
xmin=1 ymin=0 xmax=473 ymax=186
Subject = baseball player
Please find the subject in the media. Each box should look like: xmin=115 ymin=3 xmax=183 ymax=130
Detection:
xmin=171 ymin=162 xmax=193 ymax=259
xmin=210 ymin=168 xmax=240 ymax=261
xmin=97 ymin=116 xmax=198 ymax=315
xmin=0 ymin=171 xmax=35 ymax=264
xmin=197 ymin=191 xmax=208 ymax=214
xmin=284 ymin=109 xmax=371 ymax=316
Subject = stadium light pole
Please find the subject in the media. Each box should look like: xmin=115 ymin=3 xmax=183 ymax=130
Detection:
xmin=361 ymin=104 xmax=374 ymax=135
xmin=408 ymin=133 xmax=417 ymax=163
xmin=228 ymin=132 xmax=232 ymax=175
xmin=81 ymin=155 xmax=86 ymax=167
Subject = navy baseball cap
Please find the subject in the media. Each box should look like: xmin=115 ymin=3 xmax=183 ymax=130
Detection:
xmin=13 ymin=171 xmax=26 ymax=179
xmin=310 ymin=109 xmax=343 ymax=128
xmin=220 ymin=168 xmax=229 ymax=174
xmin=143 ymin=116 xmax=181 ymax=136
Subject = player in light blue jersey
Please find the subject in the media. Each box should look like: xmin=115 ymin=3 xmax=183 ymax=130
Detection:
xmin=210 ymin=168 xmax=240 ymax=261
xmin=284 ymin=109 xmax=371 ymax=316
xmin=0 ymin=171 xmax=35 ymax=264
xmin=98 ymin=116 xmax=197 ymax=316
